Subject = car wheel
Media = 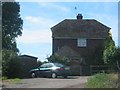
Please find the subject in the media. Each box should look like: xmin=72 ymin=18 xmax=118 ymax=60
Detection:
xmin=51 ymin=73 xmax=57 ymax=78
xmin=31 ymin=72 xmax=36 ymax=78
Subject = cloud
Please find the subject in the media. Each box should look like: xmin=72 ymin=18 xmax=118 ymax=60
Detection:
xmin=17 ymin=15 xmax=58 ymax=44
xmin=24 ymin=16 xmax=56 ymax=27
xmin=52 ymin=4 xmax=70 ymax=12
xmin=25 ymin=16 xmax=39 ymax=23
xmin=38 ymin=3 xmax=70 ymax=13
xmin=17 ymin=29 xmax=52 ymax=44
xmin=17 ymin=0 xmax=119 ymax=2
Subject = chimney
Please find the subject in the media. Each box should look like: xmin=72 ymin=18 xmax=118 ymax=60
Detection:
xmin=76 ymin=14 xmax=83 ymax=20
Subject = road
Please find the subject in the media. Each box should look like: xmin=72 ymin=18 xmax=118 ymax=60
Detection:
xmin=2 ymin=76 xmax=89 ymax=88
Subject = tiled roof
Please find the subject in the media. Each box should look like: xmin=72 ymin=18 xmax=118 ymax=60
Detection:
xmin=51 ymin=19 xmax=110 ymax=39
xmin=19 ymin=55 xmax=38 ymax=59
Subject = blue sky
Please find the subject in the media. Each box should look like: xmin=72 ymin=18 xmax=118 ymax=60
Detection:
xmin=16 ymin=2 xmax=118 ymax=62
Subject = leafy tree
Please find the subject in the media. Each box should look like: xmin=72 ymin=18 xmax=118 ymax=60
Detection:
xmin=2 ymin=2 xmax=23 ymax=52
xmin=47 ymin=53 xmax=70 ymax=66
xmin=103 ymin=31 xmax=115 ymax=64
xmin=2 ymin=49 xmax=17 ymax=77
xmin=102 ymin=32 xmax=120 ymax=71
xmin=2 ymin=2 xmax=23 ymax=78
xmin=103 ymin=46 xmax=120 ymax=70
xmin=115 ymin=47 xmax=120 ymax=70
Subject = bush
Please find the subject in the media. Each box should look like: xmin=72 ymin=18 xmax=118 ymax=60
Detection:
xmin=47 ymin=53 xmax=70 ymax=66
xmin=2 ymin=49 xmax=22 ymax=78
xmin=85 ymin=73 xmax=118 ymax=88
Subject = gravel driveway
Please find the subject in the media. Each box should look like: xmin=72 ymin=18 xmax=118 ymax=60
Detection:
xmin=2 ymin=76 xmax=89 ymax=88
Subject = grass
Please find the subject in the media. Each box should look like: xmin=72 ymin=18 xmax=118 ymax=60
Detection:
xmin=85 ymin=73 xmax=118 ymax=88
xmin=2 ymin=77 xmax=22 ymax=84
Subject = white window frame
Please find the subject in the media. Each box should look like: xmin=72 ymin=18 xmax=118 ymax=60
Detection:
xmin=77 ymin=38 xmax=87 ymax=47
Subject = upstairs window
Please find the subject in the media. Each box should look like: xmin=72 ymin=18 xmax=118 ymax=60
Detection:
xmin=77 ymin=38 xmax=87 ymax=47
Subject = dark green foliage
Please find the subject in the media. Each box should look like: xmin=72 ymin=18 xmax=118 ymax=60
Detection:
xmin=2 ymin=2 xmax=23 ymax=78
xmin=103 ymin=35 xmax=120 ymax=70
xmin=47 ymin=54 xmax=70 ymax=66
xmin=7 ymin=56 xmax=23 ymax=78
xmin=2 ymin=49 xmax=17 ymax=76
xmin=2 ymin=2 xmax=23 ymax=52
xmin=103 ymin=36 xmax=115 ymax=65
xmin=37 ymin=60 xmax=42 ymax=67
xmin=2 ymin=49 xmax=22 ymax=78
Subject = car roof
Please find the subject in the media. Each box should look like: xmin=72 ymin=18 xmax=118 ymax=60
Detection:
xmin=42 ymin=62 xmax=64 ymax=66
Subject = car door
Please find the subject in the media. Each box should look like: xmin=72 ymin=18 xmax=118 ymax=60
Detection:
xmin=39 ymin=64 xmax=47 ymax=77
xmin=40 ymin=63 xmax=53 ymax=77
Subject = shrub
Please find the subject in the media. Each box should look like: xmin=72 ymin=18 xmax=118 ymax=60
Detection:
xmin=2 ymin=49 xmax=22 ymax=78
xmin=85 ymin=73 xmax=118 ymax=88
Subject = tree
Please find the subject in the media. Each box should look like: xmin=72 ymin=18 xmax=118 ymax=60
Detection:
xmin=2 ymin=2 xmax=23 ymax=52
xmin=102 ymin=32 xmax=120 ymax=70
xmin=103 ymin=31 xmax=115 ymax=64
xmin=2 ymin=2 xmax=23 ymax=78
xmin=47 ymin=54 xmax=70 ymax=66
xmin=2 ymin=49 xmax=17 ymax=77
xmin=112 ymin=47 xmax=120 ymax=70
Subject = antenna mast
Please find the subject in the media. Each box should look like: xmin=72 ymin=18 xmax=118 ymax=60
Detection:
xmin=74 ymin=6 xmax=77 ymax=15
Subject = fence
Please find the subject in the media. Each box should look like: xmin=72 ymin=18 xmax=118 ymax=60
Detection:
xmin=90 ymin=65 xmax=113 ymax=75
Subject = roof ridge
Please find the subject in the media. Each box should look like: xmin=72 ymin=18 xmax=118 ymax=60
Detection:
xmin=64 ymin=19 xmax=96 ymax=21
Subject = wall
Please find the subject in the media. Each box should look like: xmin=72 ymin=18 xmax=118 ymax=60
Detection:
xmin=53 ymin=38 xmax=106 ymax=65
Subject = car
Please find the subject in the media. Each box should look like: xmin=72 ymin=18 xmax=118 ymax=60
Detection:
xmin=29 ymin=62 xmax=71 ymax=78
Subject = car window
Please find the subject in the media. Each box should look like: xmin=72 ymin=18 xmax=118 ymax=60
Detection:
xmin=40 ymin=63 xmax=53 ymax=68
xmin=40 ymin=64 xmax=47 ymax=68
xmin=46 ymin=63 xmax=53 ymax=68
xmin=54 ymin=63 xmax=64 ymax=67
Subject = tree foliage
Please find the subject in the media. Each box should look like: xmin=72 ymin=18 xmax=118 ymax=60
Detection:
xmin=2 ymin=2 xmax=23 ymax=78
xmin=2 ymin=2 xmax=23 ymax=52
xmin=103 ymin=31 xmax=115 ymax=64
xmin=47 ymin=53 xmax=70 ymax=66
xmin=103 ymin=33 xmax=120 ymax=70
xmin=103 ymin=43 xmax=115 ymax=65
xmin=2 ymin=49 xmax=17 ymax=76
xmin=2 ymin=50 xmax=23 ymax=78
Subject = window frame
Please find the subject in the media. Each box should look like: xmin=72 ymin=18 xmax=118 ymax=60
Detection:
xmin=77 ymin=38 xmax=87 ymax=47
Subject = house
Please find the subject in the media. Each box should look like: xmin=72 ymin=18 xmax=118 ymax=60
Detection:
xmin=51 ymin=14 xmax=110 ymax=75
xmin=17 ymin=55 xmax=38 ymax=78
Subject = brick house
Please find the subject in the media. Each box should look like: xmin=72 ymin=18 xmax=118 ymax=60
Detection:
xmin=51 ymin=14 xmax=110 ymax=75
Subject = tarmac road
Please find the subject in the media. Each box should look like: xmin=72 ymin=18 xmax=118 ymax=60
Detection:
xmin=2 ymin=76 xmax=89 ymax=88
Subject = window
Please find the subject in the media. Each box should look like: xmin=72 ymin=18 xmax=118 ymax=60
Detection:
xmin=77 ymin=38 xmax=87 ymax=47
xmin=54 ymin=63 xmax=64 ymax=67
xmin=40 ymin=63 xmax=53 ymax=68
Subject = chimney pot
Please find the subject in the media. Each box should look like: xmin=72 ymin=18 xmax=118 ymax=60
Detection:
xmin=77 ymin=14 xmax=83 ymax=20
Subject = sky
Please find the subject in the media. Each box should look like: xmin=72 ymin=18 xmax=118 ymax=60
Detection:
xmin=16 ymin=2 xmax=118 ymax=62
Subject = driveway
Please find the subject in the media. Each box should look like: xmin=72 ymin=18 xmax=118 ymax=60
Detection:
xmin=2 ymin=76 xmax=89 ymax=88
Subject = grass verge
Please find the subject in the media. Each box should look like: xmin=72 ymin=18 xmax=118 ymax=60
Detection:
xmin=85 ymin=73 xmax=118 ymax=88
xmin=2 ymin=77 xmax=22 ymax=84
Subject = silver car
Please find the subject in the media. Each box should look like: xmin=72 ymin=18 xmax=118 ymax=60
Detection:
xmin=30 ymin=63 xmax=71 ymax=78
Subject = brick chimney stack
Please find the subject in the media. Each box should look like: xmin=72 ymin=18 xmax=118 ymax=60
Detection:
xmin=76 ymin=14 xmax=83 ymax=20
